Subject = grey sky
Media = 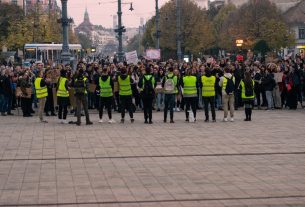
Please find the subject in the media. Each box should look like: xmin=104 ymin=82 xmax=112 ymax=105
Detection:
xmin=57 ymin=0 xmax=170 ymax=28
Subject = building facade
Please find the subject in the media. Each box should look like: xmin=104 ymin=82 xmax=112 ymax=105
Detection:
xmin=225 ymin=0 xmax=301 ymax=12
xmin=282 ymin=1 xmax=305 ymax=55
xmin=0 ymin=0 xmax=23 ymax=7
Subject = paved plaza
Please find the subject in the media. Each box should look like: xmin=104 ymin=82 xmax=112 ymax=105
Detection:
xmin=0 ymin=109 xmax=305 ymax=207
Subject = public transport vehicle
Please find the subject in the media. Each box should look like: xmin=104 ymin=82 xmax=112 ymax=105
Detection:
xmin=24 ymin=43 xmax=82 ymax=64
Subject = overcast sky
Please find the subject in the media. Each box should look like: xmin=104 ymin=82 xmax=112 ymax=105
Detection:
xmin=57 ymin=0 xmax=170 ymax=28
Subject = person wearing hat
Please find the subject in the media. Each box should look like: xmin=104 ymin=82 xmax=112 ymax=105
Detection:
xmin=118 ymin=67 xmax=134 ymax=123
xmin=138 ymin=66 xmax=156 ymax=124
xmin=73 ymin=69 xmax=93 ymax=126
xmin=34 ymin=70 xmax=48 ymax=123
xmin=97 ymin=67 xmax=115 ymax=123
xmin=56 ymin=69 xmax=70 ymax=124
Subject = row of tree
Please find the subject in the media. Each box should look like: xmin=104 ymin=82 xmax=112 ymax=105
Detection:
xmin=128 ymin=0 xmax=295 ymax=59
xmin=0 ymin=3 xmax=78 ymax=50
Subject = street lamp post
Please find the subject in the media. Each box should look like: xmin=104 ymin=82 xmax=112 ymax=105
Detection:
xmin=60 ymin=0 xmax=72 ymax=64
xmin=155 ymin=0 xmax=160 ymax=49
xmin=114 ymin=1 xmax=133 ymax=62
xmin=115 ymin=0 xmax=126 ymax=62
xmin=176 ymin=0 xmax=182 ymax=61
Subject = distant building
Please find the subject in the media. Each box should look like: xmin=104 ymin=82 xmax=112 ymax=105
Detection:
xmin=0 ymin=0 xmax=58 ymax=14
xmin=113 ymin=15 xmax=118 ymax=29
xmin=282 ymin=0 xmax=305 ymax=55
xmin=75 ymin=8 xmax=138 ymax=56
xmin=210 ymin=0 xmax=225 ymax=9
xmin=140 ymin=17 xmax=145 ymax=27
xmin=225 ymin=0 xmax=301 ymax=13
xmin=75 ymin=8 xmax=94 ymax=38
xmin=0 ymin=0 xmax=24 ymax=7
xmin=193 ymin=0 xmax=209 ymax=9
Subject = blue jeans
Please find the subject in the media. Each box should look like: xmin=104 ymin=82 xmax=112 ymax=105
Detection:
xmin=216 ymin=94 xmax=222 ymax=109
xmin=0 ymin=95 xmax=8 ymax=113
xmin=265 ymin=91 xmax=274 ymax=109
xmin=164 ymin=94 xmax=175 ymax=121
xmin=157 ymin=93 xmax=164 ymax=110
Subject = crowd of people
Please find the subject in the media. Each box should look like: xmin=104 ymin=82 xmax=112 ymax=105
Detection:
xmin=0 ymin=56 xmax=304 ymax=125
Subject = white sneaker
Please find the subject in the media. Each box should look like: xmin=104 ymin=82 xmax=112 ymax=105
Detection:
xmin=230 ymin=118 xmax=234 ymax=122
xmin=223 ymin=118 xmax=228 ymax=122
xmin=62 ymin=120 xmax=68 ymax=124
xmin=108 ymin=119 xmax=116 ymax=124
xmin=98 ymin=119 xmax=104 ymax=123
xmin=176 ymin=108 xmax=180 ymax=112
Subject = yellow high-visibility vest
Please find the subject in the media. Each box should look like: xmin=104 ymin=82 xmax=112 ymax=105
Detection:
xmin=34 ymin=78 xmax=48 ymax=99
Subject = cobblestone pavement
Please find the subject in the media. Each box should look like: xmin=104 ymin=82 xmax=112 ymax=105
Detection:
xmin=0 ymin=109 xmax=305 ymax=207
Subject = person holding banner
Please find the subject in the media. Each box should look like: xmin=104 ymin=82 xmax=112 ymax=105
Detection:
xmin=97 ymin=67 xmax=115 ymax=124
xmin=56 ymin=70 xmax=70 ymax=124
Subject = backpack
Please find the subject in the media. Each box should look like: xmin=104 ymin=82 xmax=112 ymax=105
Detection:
xmin=225 ymin=77 xmax=235 ymax=95
xmin=142 ymin=76 xmax=154 ymax=97
xmin=244 ymin=81 xmax=254 ymax=97
xmin=164 ymin=76 xmax=175 ymax=92
xmin=74 ymin=79 xmax=85 ymax=95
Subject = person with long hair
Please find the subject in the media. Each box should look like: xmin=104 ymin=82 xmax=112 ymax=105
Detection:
xmin=240 ymin=71 xmax=255 ymax=121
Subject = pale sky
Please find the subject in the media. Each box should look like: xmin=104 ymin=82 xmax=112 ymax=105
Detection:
xmin=57 ymin=0 xmax=170 ymax=28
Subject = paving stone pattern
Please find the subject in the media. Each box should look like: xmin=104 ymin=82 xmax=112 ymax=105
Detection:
xmin=0 ymin=109 xmax=305 ymax=206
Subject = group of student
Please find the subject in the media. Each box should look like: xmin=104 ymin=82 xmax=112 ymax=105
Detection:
xmin=31 ymin=63 xmax=255 ymax=125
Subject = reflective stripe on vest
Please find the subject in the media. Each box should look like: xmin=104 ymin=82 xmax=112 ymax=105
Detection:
xmin=183 ymin=76 xmax=197 ymax=95
xmin=34 ymin=78 xmax=48 ymax=99
xmin=118 ymin=76 xmax=132 ymax=96
xmin=99 ymin=76 xmax=113 ymax=97
xmin=241 ymin=80 xmax=255 ymax=99
xmin=83 ymin=76 xmax=88 ymax=94
xmin=57 ymin=77 xmax=69 ymax=97
xmin=201 ymin=76 xmax=216 ymax=97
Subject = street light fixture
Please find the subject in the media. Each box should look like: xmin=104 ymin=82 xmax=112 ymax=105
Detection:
xmin=236 ymin=39 xmax=244 ymax=47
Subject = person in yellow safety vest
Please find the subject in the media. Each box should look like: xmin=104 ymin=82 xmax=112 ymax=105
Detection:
xmin=138 ymin=66 xmax=156 ymax=124
xmin=56 ymin=69 xmax=70 ymax=124
xmin=180 ymin=69 xmax=198 ymax=122
xmin=201 ymin=68 xmax=216 ymax=122
xmin=118 ymin=67 xmax=134 ymax=123
xmin=34 ymin=71 xmax=48 ymax=123
xmin=73 ymin=69 xmax=93 ymax=126
xmin=239 ymin=71 xmax=255 ymax=121
xmin=97 ymin=67 xmax=115 ymax=124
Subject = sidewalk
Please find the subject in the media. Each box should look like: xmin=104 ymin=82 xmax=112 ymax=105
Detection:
xmin=0 ymin=110 xmax=304 ymax=206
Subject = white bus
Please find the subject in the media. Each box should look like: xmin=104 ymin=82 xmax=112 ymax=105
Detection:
xmin=24 ymin=43 xmax=82 ymax=64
